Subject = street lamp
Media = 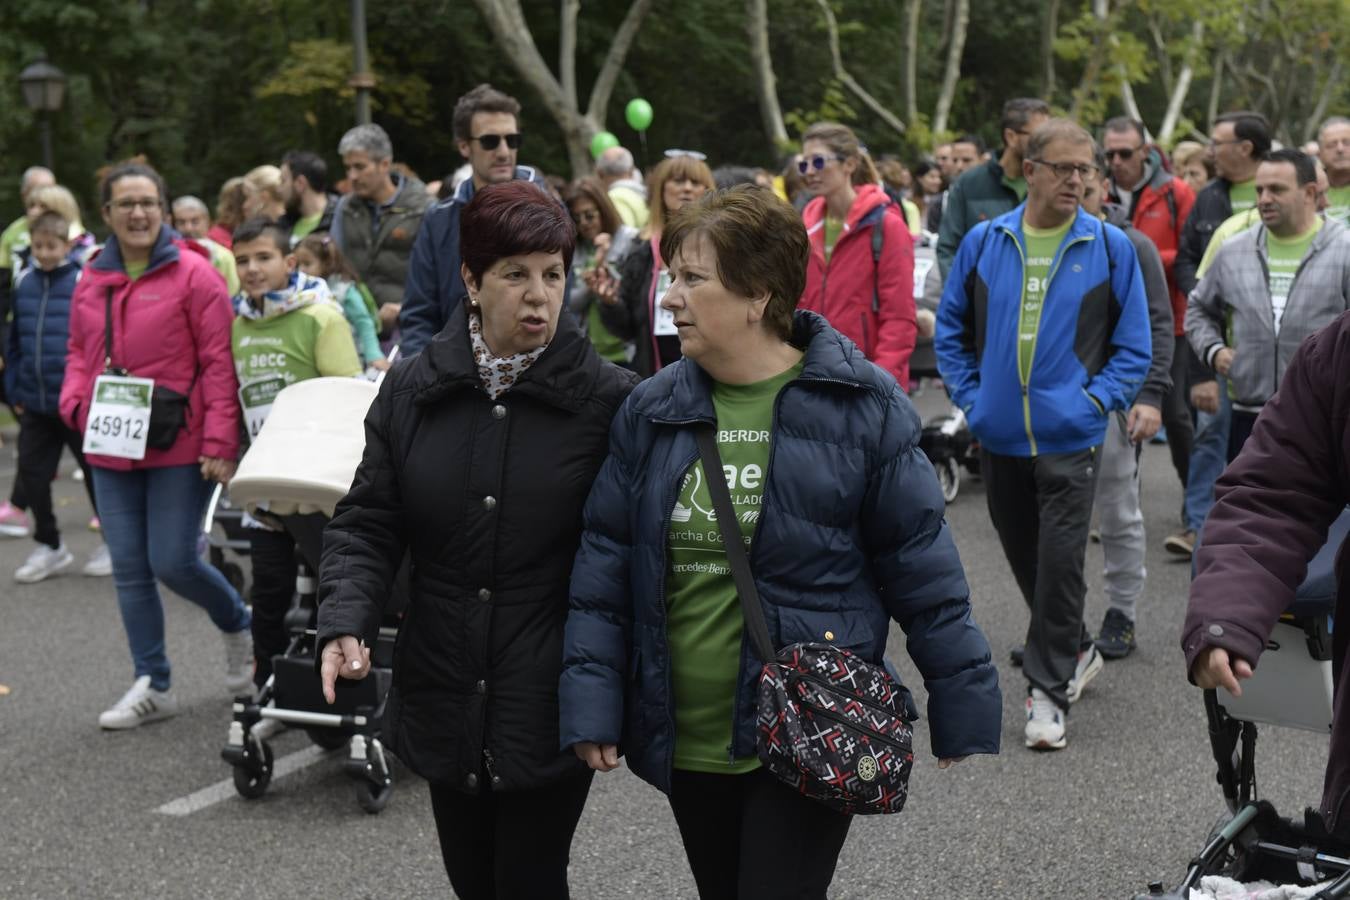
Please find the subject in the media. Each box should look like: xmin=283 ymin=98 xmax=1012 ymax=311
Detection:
xmin=19 ymin=55 xmax=66 ymax=171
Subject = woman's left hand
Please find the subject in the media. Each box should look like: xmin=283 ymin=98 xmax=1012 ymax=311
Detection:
xmin=199 ymin=456 xmax=237 ymax=484
xmin=937 ymin=756 xmax=968 ymax=770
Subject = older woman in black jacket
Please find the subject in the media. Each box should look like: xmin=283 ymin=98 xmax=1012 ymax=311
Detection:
xmin=317 ymin=182 xmax=638 ymax=899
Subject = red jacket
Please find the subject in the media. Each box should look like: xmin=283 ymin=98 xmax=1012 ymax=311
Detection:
xmin=799 ymin=185 xmax=917 ymax=386
xmin=1111 ymin=157 xmax=1195 ymax=336
xmin=61 ymin=227 xmax=241 ymax=470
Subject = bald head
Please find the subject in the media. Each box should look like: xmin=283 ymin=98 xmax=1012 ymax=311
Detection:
xmin=596 ymin=146 xmax=635 ymax=186
xmin=20 ymin=166 xmax=55 ymax=203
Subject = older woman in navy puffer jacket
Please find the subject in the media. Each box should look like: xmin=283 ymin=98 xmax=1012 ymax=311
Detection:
xmin=560 ymin=186 xmax=1000 ymax=898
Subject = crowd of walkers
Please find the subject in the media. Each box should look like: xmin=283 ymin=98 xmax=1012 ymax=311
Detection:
xmin=3 ymin=78 xmax=1350 ymax=897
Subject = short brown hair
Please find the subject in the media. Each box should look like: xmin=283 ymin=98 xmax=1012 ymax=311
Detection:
xmin=460 ymin=181 xmax=576 ymax=284
xmin=1025 ymin=118 xmax=1095 ymax=162
xmin=453 ymin=84 xmax=522 ymax=142
xmin=646 ymin=156 xmax=716 ymax=237
xmin=660 ymin=185 xmax=807 ymax=341
xmin=29 ymin=210 xmax=71 ymax=242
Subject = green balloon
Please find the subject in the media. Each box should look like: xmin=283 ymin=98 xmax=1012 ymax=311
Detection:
xmin=590 ymin=130 xmax=620 ymax=159
xmin=625 ymin=98 xmax=654 ymax=132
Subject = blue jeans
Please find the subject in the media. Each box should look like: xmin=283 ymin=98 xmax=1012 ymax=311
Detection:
xmin=91 ymin=465 xmax=250 ymax=691
xmin=1183 ymin=377 xmax=1232 ymax=533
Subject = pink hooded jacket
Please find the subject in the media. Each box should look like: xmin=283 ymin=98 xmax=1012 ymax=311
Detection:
xmin=60 ymin=227 xmax=240 ymax=470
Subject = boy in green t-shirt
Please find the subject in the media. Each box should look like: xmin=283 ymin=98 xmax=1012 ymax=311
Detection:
xmin=230 ymin=218 xmax=361 ymax=702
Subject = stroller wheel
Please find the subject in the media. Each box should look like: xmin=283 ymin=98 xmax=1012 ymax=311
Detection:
xmin=937 ymin=458 xmax=960 ymax=504
xmin=306 ymin=727 xmax=350 ymax=751
xmin=232 ymin=738 xmax=274 ymax=800
xmin=356 ymin=778 xmax=394 ymax=814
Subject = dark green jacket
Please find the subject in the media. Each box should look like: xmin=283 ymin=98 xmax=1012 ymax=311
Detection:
xmin=332 ymin=173 xmax=433 ymax=319
xmin=936 ymin=157 xmax=1023 ymax=278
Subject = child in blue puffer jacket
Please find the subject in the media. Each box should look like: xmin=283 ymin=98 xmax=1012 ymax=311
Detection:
xmin=3 ymin=211 xmax=107 ymax=582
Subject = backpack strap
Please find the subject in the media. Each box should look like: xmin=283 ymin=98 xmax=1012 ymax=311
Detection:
xmin=1164 ymin=183 xmax=1178 ymax=234
xmin=870 ymin=213 xmax=885 ymax=313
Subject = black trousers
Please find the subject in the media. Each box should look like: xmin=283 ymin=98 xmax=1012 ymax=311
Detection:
xmin=16 ymin=411 xmax=96 ymax=548
xmin=1227 ymin=409 xmax=1259 ymax=464
xmin=668 ymin=767 xmax=853 ymax=900
xmin=1161 ymin=334 xmax=1195 ymax=486
xmin=981 ymin=446 xmax=1101 ymax=710
xmin=246 ymin=527 xmax=297 ymax=687
xmin=428 ymin=771 xmax=594 ymax=900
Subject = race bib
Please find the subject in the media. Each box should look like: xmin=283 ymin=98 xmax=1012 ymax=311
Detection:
xmin=913 ymin=257 xmax=936 ymax=299
xmin=652 ymin=269 xmax=678 ymax=336
xmin=239 ymin=374 xmax=288 ymax=440
xmin=83 ymin=374 xmax=153 ymax=460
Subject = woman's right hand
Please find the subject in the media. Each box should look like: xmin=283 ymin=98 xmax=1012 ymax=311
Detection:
xmin=573 ymin=741 xmax=621 ymax=772
xmin=320 ymin=635 xmax=372 ymax=703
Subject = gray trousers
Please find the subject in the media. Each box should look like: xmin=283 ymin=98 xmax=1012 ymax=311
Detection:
xmin=982 ymin=446 xmax=1101 ymax=711
xmin=1094 ymin=414 xmax=1146 ymax=622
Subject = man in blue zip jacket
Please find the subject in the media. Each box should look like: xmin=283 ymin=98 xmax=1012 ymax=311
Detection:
xmin=936 ymin=119 xmax=1151 ymax=751
xmin=398 ymin=84 xmax=559 ymax=357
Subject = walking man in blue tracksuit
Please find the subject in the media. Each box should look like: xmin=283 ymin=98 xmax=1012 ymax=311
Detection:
xmin=936 ymin=119 xmax=1151 ymax=751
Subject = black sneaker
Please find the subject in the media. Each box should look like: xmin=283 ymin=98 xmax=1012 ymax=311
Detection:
xmin=1093 ymin=608 xmax=1136 ymax=660
xmin=1010 ymin=644 xmax=1024 ymax=667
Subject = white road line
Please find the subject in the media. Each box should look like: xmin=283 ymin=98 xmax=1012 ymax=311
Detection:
xmin=154 ymin=745 xmax=329 ymax=816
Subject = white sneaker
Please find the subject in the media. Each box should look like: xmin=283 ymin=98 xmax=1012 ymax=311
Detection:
xmin=15 ymin=542 xmax=74 ymax=583
xmin=82 ymin=542 xmax=113 ymax=577
xmin=99 ymin=676 xmax=179 ymax=730
xmin=1025 ymin=688 xmax=1067 ymax=750
xmin=222 ymin=628 xmax=254 ymax=695
xmin=1066 ymin=644 xmax=1104 ymax=704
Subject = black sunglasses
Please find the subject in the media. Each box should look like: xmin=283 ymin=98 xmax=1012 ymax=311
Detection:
xmin=471 ymin=133 xmax=523 ymax=151
xmin=1104 ymin=146 xmax=1144 ymax=161
xmin=798 ymin=154 xmax=845 ymax=174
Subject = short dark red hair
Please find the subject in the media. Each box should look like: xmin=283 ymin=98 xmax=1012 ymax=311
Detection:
xmin=460 ymin=181 xmax=575 ymax=284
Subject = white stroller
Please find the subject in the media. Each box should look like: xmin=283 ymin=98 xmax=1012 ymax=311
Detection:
xmin=218 ymin=375 xmax=402 ymax=814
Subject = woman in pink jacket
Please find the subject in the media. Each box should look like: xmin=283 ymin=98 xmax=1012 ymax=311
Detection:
xmin=797 ymin=122 xmax=918 ymax=388
xmin=60 ymin=163 xmax=251 ymax=730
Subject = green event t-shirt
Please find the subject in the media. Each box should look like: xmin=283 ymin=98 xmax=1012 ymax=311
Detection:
xmin=1018 ymin=216 xmax=1073 ymax=383
xmin=1197 ymin=208 xmax=1260 ymax=279
xmin=1325 ymin=186 xmax=1350 ymax=226
xmin=1002 ymin=173 xmax=1028 ymax=202
xmin=1265 ymin=218 xmax=1322 ymax=334
xmin=823 ymin=216 xmax=843 ymax=262
xmin=667 ymin=360 xmax=802 ymax=774
xmin=231 ymin=302 xmax=362 ymax=439
xmin=0 ymin=215 xmax=29 ymax=275
xmin=586 ymin=302 xmax=628 ymax=364
xmin=1229 ymin=180 xmax=1257 ymax=214
xmin=291 ymin=212 xmax=323 ymax=242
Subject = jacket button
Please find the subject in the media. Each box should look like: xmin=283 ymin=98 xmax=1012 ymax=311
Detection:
xmin=491 ymin=405 xmax=506 ymax=419
xmin=465 ymin=772 xmax=478 ymax=789
xmin=1208 ymin=624 xmax=1224 ymax=637
xmin=824 ymin=631 xmax=835 ymax=641
xmin=478 ymin=588 xmax=491 ymax=602
xmin=476 ymin=679 xmax=487 ymax=694
xmin=483 ymin=495 xmax=497 ymax=511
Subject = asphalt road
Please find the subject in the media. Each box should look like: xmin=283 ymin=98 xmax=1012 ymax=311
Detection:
xmin=0 ymin=404 xmax=1329 ymax=900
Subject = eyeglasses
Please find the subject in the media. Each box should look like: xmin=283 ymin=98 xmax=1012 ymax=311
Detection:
xmin=470 ymin=133 xmax=523 ymax=151
xmin=1028 ymin=159 xmax=1099 ymax=182
xmin=798 ymin=154 xmax=846 ymax=174
xmin=571 ymin=209 xmax=601 ymax=223
xmin=106 ymin=199 xmax=162 ymax=214
xmin=1104 ymin=146 xmax=1145 ymax=161
xmin=664 ymin=149 xmax=708 ymax=161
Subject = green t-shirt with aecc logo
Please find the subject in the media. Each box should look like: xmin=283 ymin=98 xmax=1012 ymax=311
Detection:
xmin=1017 ymin=216 xmax=1073 ymax=382
xmin=666 ymin=360 xmax=802 ymax=774
xmin=1265 ymin=218 xmax=1321 ymax=335
xmin=1229 ymin=180 xmax=1257 ymax=214
xmin=1325 ymin=186 xmax=1350 ymax=226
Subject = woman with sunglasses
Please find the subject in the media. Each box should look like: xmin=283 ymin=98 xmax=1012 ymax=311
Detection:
xmin=562 ymin=177 xmax=639 ymax=365
xmin=797 ymin=122 xmax=918 ymax=389
xmin=594 ymin=154 xmax=716 ymax=377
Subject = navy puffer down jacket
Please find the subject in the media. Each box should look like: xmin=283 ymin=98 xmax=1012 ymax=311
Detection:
xmin=559 ymin=311 xmax=1001 ymax=796
xmin=4 ymin=257 xmax=81 ymax=416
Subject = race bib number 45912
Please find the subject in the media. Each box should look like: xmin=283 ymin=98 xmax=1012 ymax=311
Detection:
xmin=83 ymin=374 xmax=154 ymax=460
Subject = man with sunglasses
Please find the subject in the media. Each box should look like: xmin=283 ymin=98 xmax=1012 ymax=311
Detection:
xmin=1103 ymin=118 xmax=1196 ymax=506
xmin=936 ymin=119 xmax=1151 ymax=752
xmin=399 ymin=83 xmax=560 ymax=358
xmin=937 ymin=98 xmax=1051 ymax=277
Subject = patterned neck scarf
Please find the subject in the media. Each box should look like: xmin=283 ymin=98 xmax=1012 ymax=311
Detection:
xmin=468 ymin=309 xmax=547 ymax=399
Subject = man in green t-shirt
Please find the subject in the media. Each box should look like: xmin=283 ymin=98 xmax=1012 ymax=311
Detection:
xmin=279 ymin=151 xmax=338 ymax=245
xmin=1318 ymin=116 xmax=1350 ymax=225
xmin=229 ymin=218 xmax=360 ymax=700
xmin=1186 ymin=148 xmax=1350 ymax=463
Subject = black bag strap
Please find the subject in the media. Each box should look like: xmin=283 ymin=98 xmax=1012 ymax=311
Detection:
xmin=694 ymin=424 xmax=777 ymax=664
xmin=870 ymin=212 xmax=885 ymax=313
xmin=103 ymin=286 xmax=116 ymax=371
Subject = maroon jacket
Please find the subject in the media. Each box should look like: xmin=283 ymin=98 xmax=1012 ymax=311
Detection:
xmin=1183 ymin=310 xmax=1350 ymax=836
